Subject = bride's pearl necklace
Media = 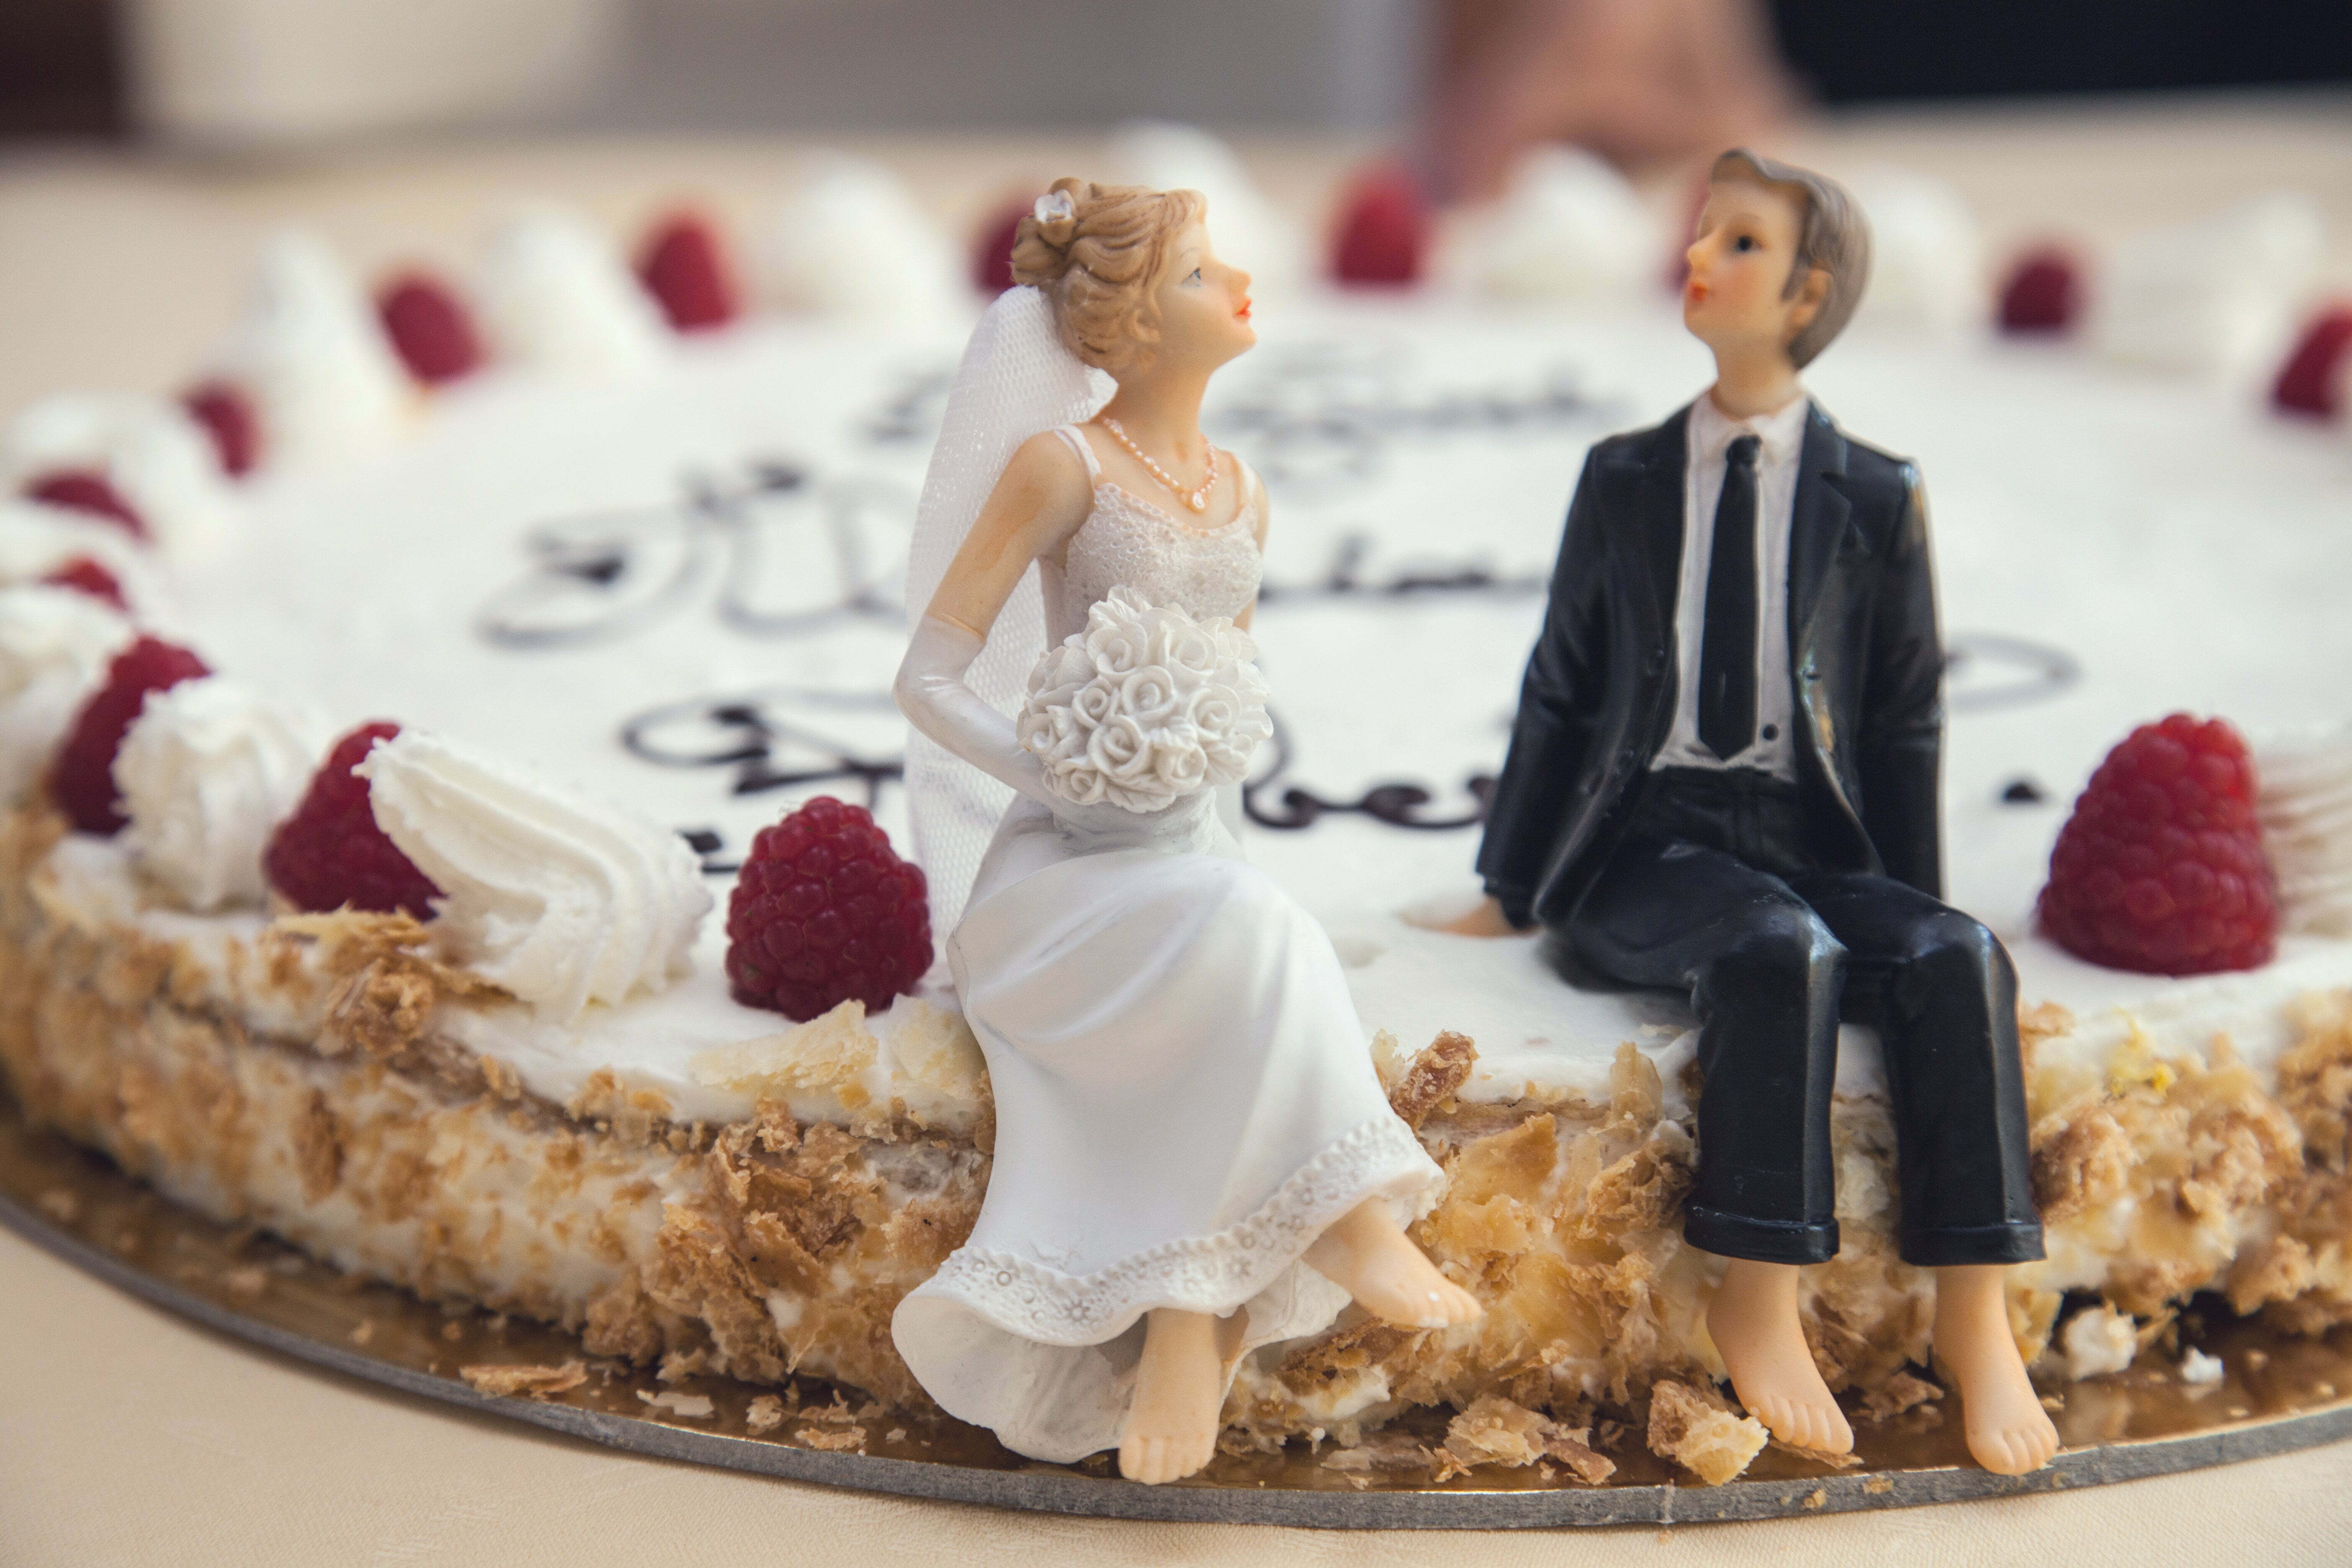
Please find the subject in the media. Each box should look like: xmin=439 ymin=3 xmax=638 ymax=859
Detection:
xmin=1098 ymin=417 xmax=1217 ymax=514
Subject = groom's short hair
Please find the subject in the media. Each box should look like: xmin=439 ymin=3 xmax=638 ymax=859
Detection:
xmin=1710 ymin=149 xmax=1871 ymax=369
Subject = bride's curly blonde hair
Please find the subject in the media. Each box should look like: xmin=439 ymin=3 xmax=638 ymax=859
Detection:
xmin=1011 ymin=177 xmax=1206 ymax=373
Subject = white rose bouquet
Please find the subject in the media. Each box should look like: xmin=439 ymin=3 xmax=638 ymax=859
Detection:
xmin=1017 ymin=586 xmax=1273 ymax=815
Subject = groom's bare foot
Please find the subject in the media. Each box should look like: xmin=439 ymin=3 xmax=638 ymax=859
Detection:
xmin=1303 ymin=1199 xmax=1484 ymax=1328
xmin=1118 ymin=1309 xmax=1225 ymax=1485
xmin=1707 ymin=1258 xmax=1852 ymax=1455
xmin=1934 ymin=1265 xmax=2060 ymax=1475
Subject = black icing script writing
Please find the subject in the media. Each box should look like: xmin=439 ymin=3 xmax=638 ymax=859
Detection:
xmin=474 ymin=460 xmax=910 ymax=650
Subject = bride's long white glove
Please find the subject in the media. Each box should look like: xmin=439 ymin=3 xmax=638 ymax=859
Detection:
xmin=894 ymin=615 xmax=1059 ymax=810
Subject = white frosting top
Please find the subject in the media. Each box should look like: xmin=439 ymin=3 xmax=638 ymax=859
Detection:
xmin=217 ymin=230 xmax=413 ymax=469
xmin=761 ymin=155 xmax=966 ymax=325
xmin=115 ymin=676 xmax=320 ymax=911
xmin=57 ymin=286 xmax=2352 ymax=1136
xmin=0 ymin=584 xmax=133 ymax=805
xmin=478 ymin=205 xmax=670 ymax=379
xmin=356 ymin=729 xmax=713 ymax=1021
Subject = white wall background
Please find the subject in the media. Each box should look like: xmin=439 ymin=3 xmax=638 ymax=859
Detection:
xmin=126 ymin=0 xmax=1430 ymax=145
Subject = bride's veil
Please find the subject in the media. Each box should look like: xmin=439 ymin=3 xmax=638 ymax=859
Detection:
xmin=904 ymin=284 xmax=1111 ymax=941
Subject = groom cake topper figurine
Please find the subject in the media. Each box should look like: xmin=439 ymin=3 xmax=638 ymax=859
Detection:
xmin=1452 ymin=150 xmax=2060 ymax=1476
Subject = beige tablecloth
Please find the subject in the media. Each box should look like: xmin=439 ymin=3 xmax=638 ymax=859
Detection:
xmin=5 ymin=106 xmax=2352 ymax=1566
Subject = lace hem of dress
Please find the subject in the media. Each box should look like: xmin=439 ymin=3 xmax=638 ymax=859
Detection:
xmin=923 ymin=1113 xmax=1444 ymax=1347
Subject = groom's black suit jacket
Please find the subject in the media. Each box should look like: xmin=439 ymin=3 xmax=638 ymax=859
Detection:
xmin=1478 ymin=400 xmax=1946 ymax=931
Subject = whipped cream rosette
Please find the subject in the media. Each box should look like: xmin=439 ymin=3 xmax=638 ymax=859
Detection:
xmin=1016 ymin=585 xmax=1272 ymax=815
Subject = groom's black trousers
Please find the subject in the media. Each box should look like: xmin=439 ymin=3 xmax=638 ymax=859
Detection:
xmin=1550 ymin=766 xmax=2043 ymax=1269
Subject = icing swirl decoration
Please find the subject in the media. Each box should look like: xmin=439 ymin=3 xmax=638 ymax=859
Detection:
xmin=356 ymin=730 xmax=713 ymax=1021
xmin=115 ymin=676 xmax=321 ymax=912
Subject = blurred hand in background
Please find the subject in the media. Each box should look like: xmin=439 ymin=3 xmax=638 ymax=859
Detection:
xmin=1429 ymin=0 xmax=1795 ymax=198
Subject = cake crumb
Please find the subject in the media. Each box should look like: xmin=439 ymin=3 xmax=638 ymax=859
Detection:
xmin=1857 ymin=1371 xmax=1941 ymax=1424
xmin=1802 ymin=1488 xmax=1826 ymax=1510
xmin=440 ymin=1320 xmax=464 ymax=1342
xmin=35 ymin=1188 xmax=80 ymax=1225
xmin=746 ymin=1394 xmax=787 ymax=1433
xmin=2179 ymin=1348 xmax=2225 ymax=1387
xmin=222 ymin=1265 xmax=268 ymax=1298
xmin=1862 ymin=1475 xmax=1893 ymax=1495
xmin=1389 ymin=1031 xmax=1478 ymax=1130
xmin=1440 ymin=1394 xmax=1551 ymax=1469
xmin=1646 ymin=1380 xmax=1768 ymax=1485
xmin=1321 ymin=1431 xmax=1436 ymax=1478
xmin=1771 ymin=1435 xmax=1862 ymax=1470
xmin=638 ymin=1390 xmax=716 ymax=1419
xmin=886 ymin=1427 xmax=907 ymax=1443
xmin=2063 ymin=1305 xmax=2138 ymax=1380
xmin=462 ymin=1360 xmax=588 ymax=1398
xmin=349 ymin=1319 xmax=377 ymax=1347
xmin=800 ymin=1393 xmax=862 ymax=1424
xmin=797 ymin=1425 xmax=866 ymax=1452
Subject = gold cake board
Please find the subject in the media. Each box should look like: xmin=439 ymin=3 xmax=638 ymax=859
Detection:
xmin=4 ymin=1095 xmax=2347 ymax=1530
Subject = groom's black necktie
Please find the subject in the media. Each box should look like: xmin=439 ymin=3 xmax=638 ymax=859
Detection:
xmin=1698 ymin=433 xmax=1761 ymax=762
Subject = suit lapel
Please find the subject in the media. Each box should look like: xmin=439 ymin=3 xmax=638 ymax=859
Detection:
xmin=1622 ymin=405 xmax=1689 ymax=636
xmin=1786 ymin=400 xmax=1852 ymax=649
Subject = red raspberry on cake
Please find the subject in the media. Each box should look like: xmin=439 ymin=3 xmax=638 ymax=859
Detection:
xmin=971 ymin=196 xmax=1029 ymax=296
xmin=1330 ymin=160 xmax=1430 ymax=287
xmin=263 ymin=721 xmax=444 ymax=919
xmin=23 ymin=469 xmax=146 ymax=539
xmin=39 ymin=556 xmax=128 ymax=611
xmin=637 ymin=211 xmax=739 ymax=333
xmin=376 ymin=271 xmax=484 ymax=384
xmin=2040 ymin=713 xmax=2277 ymax=974
xmin=726 ymin=796 xmax=930 ymax=1022
xmin=1998 ymin=244 xmax=2085 ymax=335
xmin=48 ymin=636 xmax=210 ymax=834
xmin=181 ymin=379 xmax=260 ymax=476
xmin=2272 ymin=304 xmax=2352 ymax=418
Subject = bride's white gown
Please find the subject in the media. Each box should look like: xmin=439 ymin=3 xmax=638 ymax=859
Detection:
xmin=890 ymin=428 xmax=1447 ymax=1463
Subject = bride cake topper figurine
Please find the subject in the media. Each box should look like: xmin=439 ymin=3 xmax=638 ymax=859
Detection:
xmin=889 ymin=178 xmax=1478 ymax=1484
xmin=1452 ymin=150 xmax=2060 ymax=1477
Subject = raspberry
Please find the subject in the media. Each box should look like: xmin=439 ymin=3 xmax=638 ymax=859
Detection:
xmin=263 ymin=722 xmax=444 ymax=918
xmin=970 ymin=195 xmax=1029 ymax=295
xmin=1331 ymin=161 xmax=1430 ymax=287
xmin=726 ymin=796 xmax=931 ymax=1022
xmin=40 ymin=556 xmax=128 ymax=611
xmin=376 ymin=271 xmax=484 ymax=384
xmin=2039 ymin=713 xmax=2277 ymax=974
xmin=1999 ymin=245 xmax=2084 ymax=334
xmin=24 ymin=469 xmax=146 ymax=539
xmin=637 ymin=212 xmax=738 ymax=332
xmin=2272 ymin=304 xmax=2352 ymax=418
xmin=181 ymin=379 xmax=260 ymax=476
xmin=48 ymin=636 xmax=209 ymax=833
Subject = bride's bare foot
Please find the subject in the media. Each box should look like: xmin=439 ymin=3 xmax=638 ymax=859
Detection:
xmin=1302 ymin=1199 xmax=1483 ymax=1328
xmin=1118 ymin=1308 xmax=1225 ymax=1485
xmin=1934 ymin=1265 xmax=2060 ymax=1475
xmin=1707 ymin=1258 xmax=1852 ymax=1455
